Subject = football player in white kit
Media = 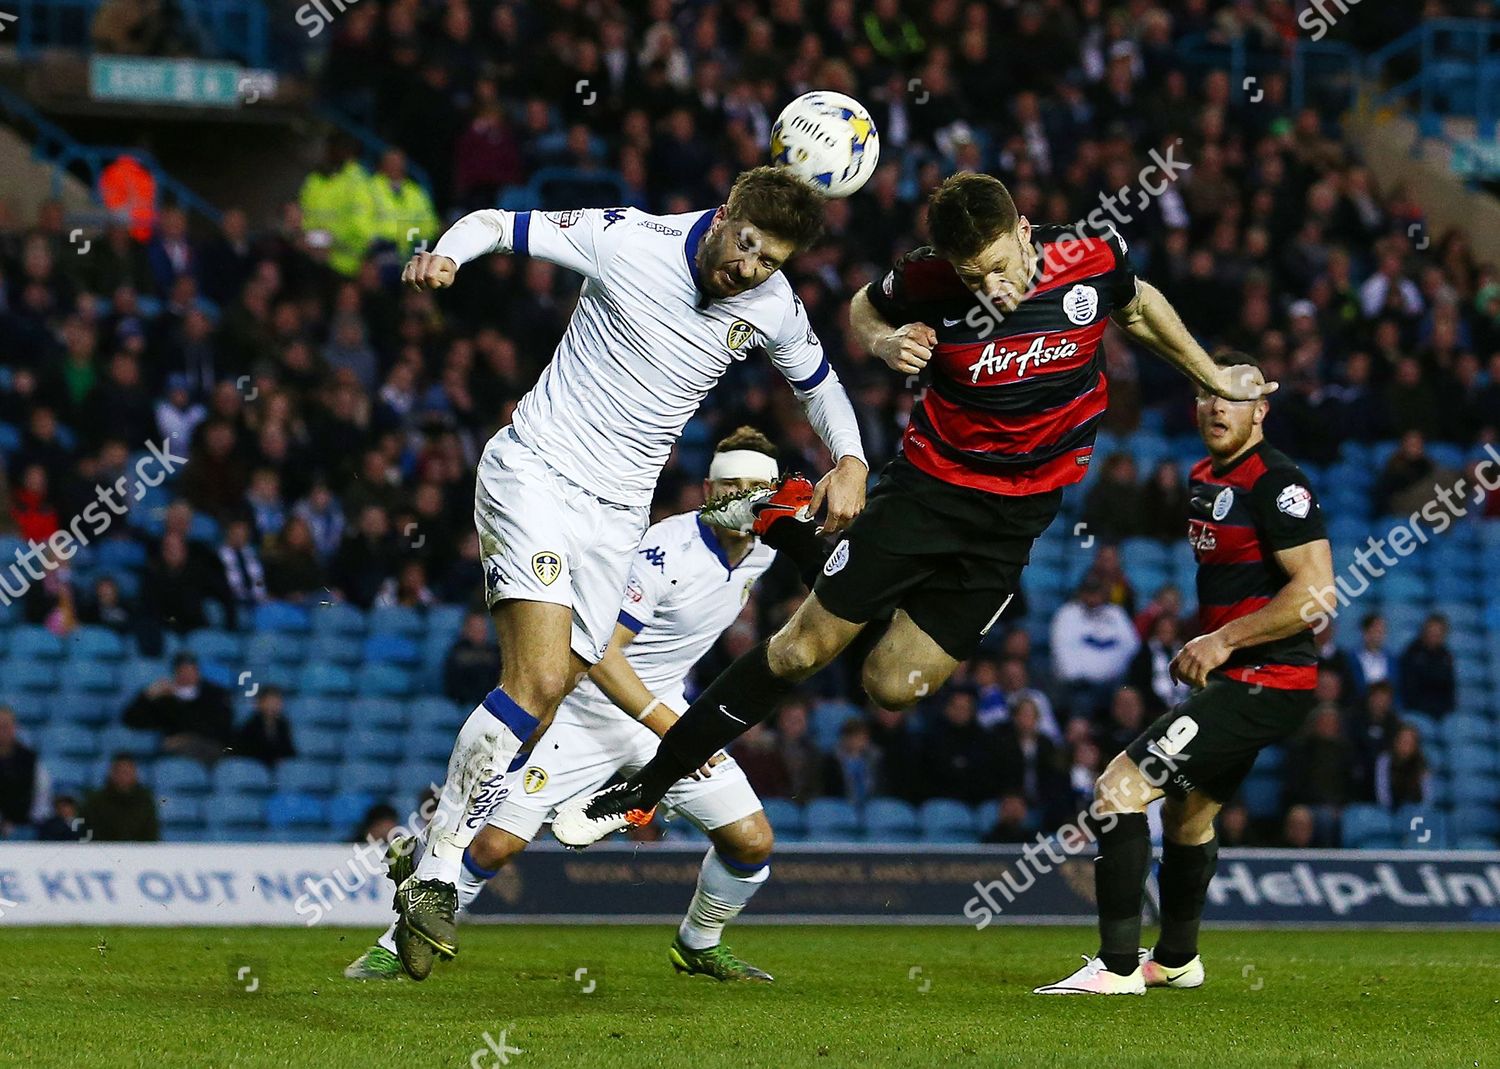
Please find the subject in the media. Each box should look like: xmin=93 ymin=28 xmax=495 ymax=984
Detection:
xmin=392 ymin=167 xmax=868 ymax=967
xmin=346 ymin=429 xmax=806 ymax=982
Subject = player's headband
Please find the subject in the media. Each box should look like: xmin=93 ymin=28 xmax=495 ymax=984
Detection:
xmin=708 ymin=449 xmax=779 ymax=483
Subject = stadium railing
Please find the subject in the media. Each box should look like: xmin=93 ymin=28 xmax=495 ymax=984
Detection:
xmin=11 ymin=0 xmax=269 ymax=69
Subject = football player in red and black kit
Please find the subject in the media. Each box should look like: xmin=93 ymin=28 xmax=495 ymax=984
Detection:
xmin=552 ymin=172 xmax=1277 ymax=849
xmin=1035 ymin=350 xmax=1333 ymax=995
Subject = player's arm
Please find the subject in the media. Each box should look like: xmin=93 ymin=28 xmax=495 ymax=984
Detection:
xmin=1171 ymin=539 xmax=1335 ymax=688
xmin=770 ymin=296 xmax=869 ymax=535
xmin=1112 ymin=279 xmax=1276 ymax=402
xmin=587 ymin=623 xmax=724 ymax=776
xmin=403 ymin=208 xmax=619 ymax=290
xmin=850 ymin=284 xmax=936 ymax=375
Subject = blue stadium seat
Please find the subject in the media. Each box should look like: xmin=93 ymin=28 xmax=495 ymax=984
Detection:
xmin=4 ymin=658 xmax=60 ymax=691
xmin=407 ymin=697 xmax=462 ymax=731
xmin=863 ymin=798 xmax=920 ymax=840
xmin=1451 ymin=809 xmax=1500 ymax=840
xmin=299 ymin=663 xmax=356 ymax=697
xmin=187 ymin=630 xmax=244 ymax=664
xmin=359 ymin=698 xmax=407 ymax=731
xmin=369 ymin=606 xmax=424 ymax=637
xmin=292 ymin=727 xmax=344 ymax=761
xmin=40 ymin=723 xmax=99 ymax=759
xmin=1395 ymin=805 xmax=1447 ymax=849
xmin=245 ymin=632 xmax=306 ymax=668
xmin=310 ymin=602 xmax=367 ymax=637
xmin=275 ymin=758 xmax=334 ymax=795
xmin=1239 ymin=775 xmax=1283 ymax=821
xmin=47 ymin=757 xmax=93 ymax=793
xmin=404 ymin=723 xmax=456 ymax=762
xmin=66 ymin=626 xmax=128 ymax=661
xmin=346 ymin=726 xmax=403 ymax=762
xmin=153 ymin=757 xmax=212 ymax=794
xmin=60 ymin=662 xmax=119 ymax=694
xmin=3 ymin=692 xmax=52 ymax=729
xmin=337 ymin=761 xmax=394 ymax=796
xmin=811 ymin=700 xmax=861 ymax=751
xmin=308 ymin=635 xmax=362 ymax=666
xmin=203 ymin=790 xmax=267 ymax=834
xmin=1444 ymin=746 xmax=1496 ymax=776
xmin=10 ymin=626 xmax=64 ymax=660
xmin=96 ymin=538 xmax=147 ymax=572
xmin=363 ymin=633 xmax=421 ymax=666
xmin=919 ymin=799 xmax=977 ymax=842
xmin=327 ymin=791 xmax=379 ymax=832
xmin=1449 ymin=775 xmax=1500 ymax=806
xmin=1440 ymin=713 xmax=1491 ymax=746
xmin=254 ymin=603 xmax=312 ymax=634
xmin=426 ymin=604 xmax=466 ymax=639
xmin=290 ymin=696 xmax=350 ymax=729
xmin=216 ymin=757 xmax=274 ymax=795
xmin=804 ymin=798 xmax=860 ymax=841
xmin=156 ymin=793 xmax=205 ymax=831
xmin=761 ymin=798 xmax=804 ymax=840
xmin=358 ymin=663 xmax=414 ymax=698
xmin=392 ymin=760 xmax=447 ymax=797
xmin=265 ymin=791 xmax=326 ymax=830
xmin=1453 ymin=835 xmax=1498 ymax=850
xmin=1341 ymin=804 xmax=1396 ymax=848
xmin=48 ymin=690 xmax=114 ymax=725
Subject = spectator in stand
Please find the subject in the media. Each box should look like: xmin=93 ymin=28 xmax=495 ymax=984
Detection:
xmin=80 ymin=754 xmax=159 ymax=842
xmin=981 ymin=793 xmax=1033 ymax=844
xmin=262 ymin=516 xmax=328 ymax=602
xmin=368 ymin=149 xmax=440 ymax=256
xmin=1284 ymin=704 xmax=1354 ymax=845
xmin=1127 ymin=612 xmax=1192 ymax=716
xmin=1050 ymin=576 xmax=1140 ymax=719
xmin=155 ymin=375 xmax=206 ymax=451
xmin=231 ymin=687 xmax=297 ymax=767
xmin=142 ymin=532 xmax=221 ymax=641
xmin=79 ymin=575 xmax=133 ymax=635
xmin=822 ymin=718 xmax=884 ymax=807
xmin=1100 ymin=686 xmax=1150 ymax=759
xmin=1086 ymin=544 xmax=1136 ymax=615
xmin=443 ymin=611 xmax=501 ymax=704
xmin=333 ymin=505 xmax=400 ymax=609
xmin=1279 ymin=805 xmax=1316 ymax=849
xmin=1217 ymin=803 xmax=1254 ymax=848
xmin=1375 ymin=431 xmax=1453 ymax=516
xmin=1132 ymin=583 xmax=1183 ymax=640
xmin=1375 ymin=723 xmax=1430 ymax=810
xmin=919 ymin=689 xmax=1001 ymax=806
xmin=1081 ymin=453 xmax=1144 ymax=542
xmin=730 ymin=718 xmax=791 ymax=800
xmin=37 ymin=794 xmax=85 ymax=841
xmin=1349 ymin=612 xmax=1396 ymax=695
xmin=217 ymin=517 xmax=268 ymax=627
xmin=865 ymin=705 xmax=917 ymax=802
xmin=1350 ymin=681 xmax=1401 ymax=800
xmin=1399 ymin=613 xmax=1457 ymax=718
xmin=352 ymin=802 xmax=401 ymax=845
xmin=122 ymin=653 xmax=234 ymax=763
xmin=994 ymin=697 xmax=1064 ymax=824
xmin=10 ymin=464 xmax=59 ymax=543
xmin=292 ymin=480 xmax=346 ymax=564
xmin=0 ymin=706 xmax=49 ymax=836
xmin=1314 ymin=618 xmax=1355 ymax=698
xmin=1138 ymin=460 xmax=1190 ymax=542
xmin=773 ymin=700 xmax=824 ymax=804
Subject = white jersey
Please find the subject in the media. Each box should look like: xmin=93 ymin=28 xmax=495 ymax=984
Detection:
xmin=432 ymin=206 xmax=865 ymax=506
xmin=568 ymin=510 xmax=776 ymax=717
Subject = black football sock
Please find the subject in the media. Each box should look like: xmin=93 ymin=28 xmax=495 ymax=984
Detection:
xmin=1095 ymin=813 xmax=1151 ymax=976
xmin=759 ymin=515 xmax=828 ymax=590
xmin=1153 ymin=837 xmax=1219 ymax=966
xmin=628 ymin=640 xmax=796 ymax=804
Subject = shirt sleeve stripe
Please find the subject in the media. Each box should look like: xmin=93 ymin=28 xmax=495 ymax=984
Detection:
xmin=790 ymin=357 xmax=831 ymax=391
xmin=513 ymin=210 xmax=532 ymax=256
xmin=617 ymin=610 xmax=645 ymax=633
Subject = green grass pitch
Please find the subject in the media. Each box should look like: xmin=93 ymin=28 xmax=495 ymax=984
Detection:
xmin=2 ymin=925 xmax=1493 ymax=1068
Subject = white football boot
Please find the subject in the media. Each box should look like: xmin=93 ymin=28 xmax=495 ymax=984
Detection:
xmin=1032 ymin=955 xmax=1146 ymax=995
xmin=1139 ymin=947 xmax=1205 ymax=988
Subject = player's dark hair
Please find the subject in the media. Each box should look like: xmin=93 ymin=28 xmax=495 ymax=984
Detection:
xmin=726 ymin=166 xmax=825 ymax=251
xmin=1212 ymin=348 xmax=1261 ymax=370
xmin=927 ymin=172 xmax=1020 ymax=260
xmin=715 ymin=425 xmax=777 ymax=458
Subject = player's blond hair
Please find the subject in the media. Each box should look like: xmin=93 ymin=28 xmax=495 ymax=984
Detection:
xmin=714 ymin=425 xmax=778 ymax=458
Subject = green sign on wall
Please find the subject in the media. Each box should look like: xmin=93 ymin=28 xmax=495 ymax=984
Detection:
xmin=89 ymin=56 xmax=244 ymax=108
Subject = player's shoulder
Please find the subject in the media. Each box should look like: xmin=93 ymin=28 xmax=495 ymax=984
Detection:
xmin=877 ymin=246 xmax=968 ymax=304
xmin=642 ymin=511 xmax=702 ymax=553
xmin=1035 ymin=221 xmax=1129 ymax=283
xmin=631 ymin=208 xmax=703 ymax=239
xmin=1248 ymin=445 xmax=1322 ymax=520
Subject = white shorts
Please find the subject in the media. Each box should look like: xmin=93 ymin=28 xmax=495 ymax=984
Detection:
xmin=474 ymin=427 xmax=648 ymax=663
xmin=486 ymin=689 xmax=763 ymax=843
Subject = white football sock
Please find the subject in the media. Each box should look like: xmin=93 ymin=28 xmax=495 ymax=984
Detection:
xmin=413 ymin=690 xmax=537 ymax=886
xmin=677 ymin=848 xmax=771 ymax=950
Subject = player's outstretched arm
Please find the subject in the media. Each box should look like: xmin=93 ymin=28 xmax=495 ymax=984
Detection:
xmin=1171 ymin=539 xmax=1334 ymax=688
xmin=1112 ymin=280 xmax=1278 ymax=402
xmin=849 ymin=285 xmax=935 ymax=375
xmin=404 ymin=207 xmax=618 ymax=291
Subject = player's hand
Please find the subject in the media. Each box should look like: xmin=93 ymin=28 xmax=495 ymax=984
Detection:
xmin=686 ymin=752 xmax=728 ymax=781
xmin=402 ymin=252 xmax=459 ymax=290
xmin=809 ymin=455 xmax=868 ymax=536
xmin=872 ymin=322 xmax=936 ymax=376
xmin=1211 ymin=363 xmax=1279 ymax=402
xmin=1170 ymin=632 xmax=1233 ymax=689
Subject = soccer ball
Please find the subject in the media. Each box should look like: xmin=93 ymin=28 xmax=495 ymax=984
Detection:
xmin=770 ymin=91 xmax=880 ymax=199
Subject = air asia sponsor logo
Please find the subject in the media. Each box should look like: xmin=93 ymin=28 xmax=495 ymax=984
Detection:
xmin=966 ymin=335 xmax=1080 ymax=384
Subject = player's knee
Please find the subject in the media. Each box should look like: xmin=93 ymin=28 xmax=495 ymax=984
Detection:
xmin=501 ymin=665 xmax=572 ymax=718
xmin=767 ymin=626 xmax=833 ymax=681
xmin=715 ymin=814 xmax=774 ymax=867
xmin=468 ymin=826 xmax=526 ymax=871
xmin=1093 ymin=756 xmax=1148 ymax=815
xmin=860 ymin=659 xmax=927 ymax=710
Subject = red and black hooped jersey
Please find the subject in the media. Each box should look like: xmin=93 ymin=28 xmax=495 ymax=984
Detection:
xmin=866 ymin=222 xmax=1137 ymax=496
xmin=1188 ymin=443 xmax=1328 ymax=690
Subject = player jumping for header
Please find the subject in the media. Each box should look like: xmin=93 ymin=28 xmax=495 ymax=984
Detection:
xmin=1034 ymin=350 xmax=1333 ymax=994
xmin=551 ymin=171 xmax=1276 ymax=848
xmin=393 ymin=168 xmax=868 ymax=968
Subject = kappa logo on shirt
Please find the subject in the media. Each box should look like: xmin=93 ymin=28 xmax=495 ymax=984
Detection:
xmin=531 ymin=551 xmax=562 ymax=586
xmin=602 ymin=207 xmax=627 ymax=228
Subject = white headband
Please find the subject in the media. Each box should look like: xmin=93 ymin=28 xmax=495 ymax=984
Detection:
xmin=709 ymin=449 xmax=779 ymax=483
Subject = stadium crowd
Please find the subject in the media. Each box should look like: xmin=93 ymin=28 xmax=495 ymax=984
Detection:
xmin=1 ymin=0 xmax=1497 ymax=847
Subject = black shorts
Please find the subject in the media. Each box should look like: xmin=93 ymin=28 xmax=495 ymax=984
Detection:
xmin=1124 ymin=675 xmax=1316 ymax=804
xmin=812 ymin=456 xmax=1062 ymax=659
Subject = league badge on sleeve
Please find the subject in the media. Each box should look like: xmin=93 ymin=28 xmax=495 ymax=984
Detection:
xmin=1276 ymin=484 xmax=1313 ymax=519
